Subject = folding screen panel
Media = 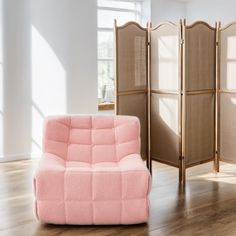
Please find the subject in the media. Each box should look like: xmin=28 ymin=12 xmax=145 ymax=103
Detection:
xmin=115 ymin=20 xmax=221 ymax=182
xmin=219 ymin=22 xmax=236 ymax=163
xmin=150 ymin=22 xmax=181 ymax=167
xmin=184 ymin=21 xmax=216 ymax=167
xmin=115 ymin=22 xmax=148 ymax=160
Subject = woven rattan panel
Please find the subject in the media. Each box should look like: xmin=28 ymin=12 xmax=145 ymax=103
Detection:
xmin=116 ymin=23 xmax=148 ymax=159
xmin=220 ymin=24 xmax=236 ymax=90
xmin=151 ymin=24 xmax=180 ymax=91
xmin=117 ymin=24 xmax=147 ymax=92
xmin=185 ymin=23 xmax=216 ymax=91
xmin=118 ymin=93 xmax=147 ymax=159
xmin=220 ymin=93 xmax=236 ymax=162
xmin=151 ymin=93 xmax=179 ymax=166
xmin=150 ymin=23 xmax=180 ymax=166
xmin=220 ymin=23 xmax=236 ymax=162
xmin=185 ymin=93 xmax=215 ymax=166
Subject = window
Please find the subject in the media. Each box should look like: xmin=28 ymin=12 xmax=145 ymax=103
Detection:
xmin=97 ymin=0 xmax=143 ymax=105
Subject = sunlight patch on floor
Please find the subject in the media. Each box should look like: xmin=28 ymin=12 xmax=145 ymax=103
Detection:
xmin=197 ymin=163 xmax=236 ymax=184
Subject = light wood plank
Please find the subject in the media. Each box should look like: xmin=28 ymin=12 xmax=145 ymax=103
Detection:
xmin=1 ymin=159 xmax=236 ymax=235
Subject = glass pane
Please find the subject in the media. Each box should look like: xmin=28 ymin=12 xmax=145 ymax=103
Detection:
xmin=98 ymin=9 xmax=137 ymax=28
xmin=97 ymin=0 xmax=142 ymax=104
xmin=98 ymin=31 xmax=113 ymax=59
xmin=98 ymin=60 xmax=115 ymax=103
xmin=98 ymin=0 xmax=140 ymax=11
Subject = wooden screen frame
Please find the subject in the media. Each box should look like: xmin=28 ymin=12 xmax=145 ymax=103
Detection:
xmin=114 ymin=20 xmax=151 ymax=171
xmin=179 ymin=19 xmax=218 ymax=183
xmin=218 ymin=21 xmax=236 ymax=166
xmin=114 ymin=19 xmax=236 ymax=183
xmin=149 ymin=21 xmax=183 ymax=180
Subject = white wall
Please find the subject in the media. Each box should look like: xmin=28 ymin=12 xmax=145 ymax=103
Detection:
xmin=186 ymin=0 xmax=236 ymax=25
xmin=141 ymin=0 xmax=151 ymax=25
xmin=2 ymin=0 xmax=32 ymax=161
xmin=151 ymin=0 xmax=236 ymax=26
xmin=30 ymin=0 xmax=97 ymax=114
xmin=6 ymin=0 xmax=235 ymax=162
xmin=0 ymin=0 xmax=151 ymax=162
xmin=151 ymin=0 xmax=186 ymax=25
xmin=0 ymin=0 xmax=97 ymax=162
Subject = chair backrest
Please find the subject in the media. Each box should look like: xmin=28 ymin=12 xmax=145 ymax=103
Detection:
xmin=43 ymin=115 xmax=140 ymax=163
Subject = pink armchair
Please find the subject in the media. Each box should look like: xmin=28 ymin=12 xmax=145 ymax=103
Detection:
xmin=34 ymin=115 xmax=150 ymax=225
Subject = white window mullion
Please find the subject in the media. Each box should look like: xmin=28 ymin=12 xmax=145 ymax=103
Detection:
xmin=97 ymin=0 xmax=143 ymax=104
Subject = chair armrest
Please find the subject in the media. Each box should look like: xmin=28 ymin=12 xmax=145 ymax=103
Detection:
xmin=119 ymin=154 xmax=149 ymax=172
xmin=35 ymin=153 xmax=65 ymax=174
xmin=119 ymin=154 xmax=151 ymax=195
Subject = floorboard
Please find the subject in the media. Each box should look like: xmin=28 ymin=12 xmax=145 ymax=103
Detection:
xmin=1 ymin=159 xmax=236 ymax=235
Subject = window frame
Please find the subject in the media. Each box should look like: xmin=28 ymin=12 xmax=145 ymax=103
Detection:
xmin=97 ymin=0 xmax=143 ymax=110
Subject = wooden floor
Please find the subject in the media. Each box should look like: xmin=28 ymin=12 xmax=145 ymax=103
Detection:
xmin=1 ymin=160 xmax=236 ymax=236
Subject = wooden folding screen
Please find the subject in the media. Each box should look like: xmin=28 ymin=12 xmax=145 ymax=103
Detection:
xmin=115 ymin=21 xmax=148 ymax=163
xmin=115 ymin=20 xmax=235 ymax=183
xmin=219 ymin=21 xmax=236 ymax=164
xmin=149 ymin=21 xmax=216 ymax=182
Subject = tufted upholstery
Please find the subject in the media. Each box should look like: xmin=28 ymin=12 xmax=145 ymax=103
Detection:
xmin=34 ymin=115 xmax=150 ymax=225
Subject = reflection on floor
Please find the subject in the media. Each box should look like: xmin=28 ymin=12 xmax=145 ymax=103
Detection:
xmin=1 ymin=159 xmax=236 ymax=235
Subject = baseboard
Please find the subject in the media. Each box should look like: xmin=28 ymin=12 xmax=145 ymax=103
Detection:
xmin=0 ymin=152 xmax=41 ymax=163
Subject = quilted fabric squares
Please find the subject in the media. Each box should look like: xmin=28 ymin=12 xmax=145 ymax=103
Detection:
xmin=34 ymin=115 xmax=150 ymax=225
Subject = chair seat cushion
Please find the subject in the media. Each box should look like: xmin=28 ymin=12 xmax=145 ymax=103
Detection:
xmin=34 ymin=153 xmax=150 ymax=225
